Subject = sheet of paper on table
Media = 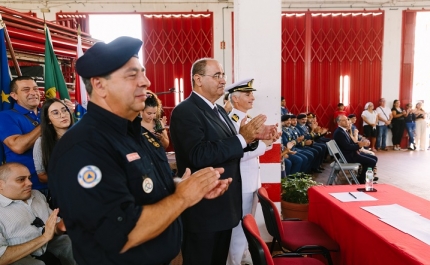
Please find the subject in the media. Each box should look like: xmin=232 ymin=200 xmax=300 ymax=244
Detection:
xmin=361 ymin=204 xmax=420 ymax=219
xmin=362 ymin=204 xmax=430 ymax=246
xmin=329 ymin=192 xmax=378 ymax=202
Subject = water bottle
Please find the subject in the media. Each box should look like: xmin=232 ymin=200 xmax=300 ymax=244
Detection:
xmin=365 ymin=167 xmax=374 ymax=191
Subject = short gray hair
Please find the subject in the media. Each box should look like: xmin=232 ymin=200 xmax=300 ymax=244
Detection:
xmin=229 ymin=91 xmax=241 ymax=105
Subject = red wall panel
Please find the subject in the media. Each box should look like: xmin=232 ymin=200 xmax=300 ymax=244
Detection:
xmin=282 ymin=11 xmax=384 ymax=133
xmin=141 ymin=13 xmax=213 ymax=119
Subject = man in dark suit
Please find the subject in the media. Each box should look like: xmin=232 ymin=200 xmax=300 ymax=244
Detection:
xmin=333 ymin=115 xmax=377 ymax=183
xmin=170 ymin=58 xmax=270 ymax=265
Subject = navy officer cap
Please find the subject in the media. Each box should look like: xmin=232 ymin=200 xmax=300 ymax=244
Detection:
xmin=297 ymin=113 xmax=307 ymax=119
xmin=76 ymin=36 xmax=143 ymax=78
xmin=281 ymin=114 xmax=291 ymax=122
xmin=225 ymin=78 xmax=256 ymax=94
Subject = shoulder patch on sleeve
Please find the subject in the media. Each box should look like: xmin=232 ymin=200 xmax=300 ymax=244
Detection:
xmin=231 ymin=114 xmax=239 ymax=123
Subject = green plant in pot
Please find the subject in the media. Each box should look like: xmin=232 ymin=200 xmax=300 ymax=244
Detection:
xmin=281 ymin=173 xmax=322 ymax=220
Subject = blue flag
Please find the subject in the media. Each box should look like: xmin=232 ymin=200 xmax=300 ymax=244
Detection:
xmin=0 ymin=26 xmax=11 ymax=111
xmin=0 ymin=24 xmax=11 ymax=164
xmin=74 ymin=33 xmax=87 ymax=120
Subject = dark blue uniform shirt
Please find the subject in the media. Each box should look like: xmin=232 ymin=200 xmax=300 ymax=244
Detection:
xmin=49 ymin=102 xmax=181 ymax=265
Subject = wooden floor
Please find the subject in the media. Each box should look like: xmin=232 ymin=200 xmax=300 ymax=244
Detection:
xmin=314 ymin=147 xmax=430 ymax=200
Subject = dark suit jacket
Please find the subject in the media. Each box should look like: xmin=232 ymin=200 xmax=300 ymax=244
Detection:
xmin=333 ymin=127 xmax=360 ymax=162
xmin=170 ymin=92 xmax=244 ymax=233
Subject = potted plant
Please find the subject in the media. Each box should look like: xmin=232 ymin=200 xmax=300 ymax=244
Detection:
xmin=281 ymin=173 xmax=322 ymax=220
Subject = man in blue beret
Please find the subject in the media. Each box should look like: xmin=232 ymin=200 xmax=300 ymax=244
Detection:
xmin=48 ymin=37 xmax=231 ymax=265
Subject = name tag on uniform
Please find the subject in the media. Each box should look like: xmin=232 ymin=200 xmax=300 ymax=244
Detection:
xmin=126 ymin=152 xmax=141 ymax=162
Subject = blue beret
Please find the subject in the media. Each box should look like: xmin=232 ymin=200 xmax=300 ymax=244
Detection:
xmin=225 ymin=78 xmax=256 ymax=94
xmin=76 ymin=36 xmax=143 ymax=78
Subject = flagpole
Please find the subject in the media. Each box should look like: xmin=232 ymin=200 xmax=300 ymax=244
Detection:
xmin=0 ymin=15 xmax=21 ymax=76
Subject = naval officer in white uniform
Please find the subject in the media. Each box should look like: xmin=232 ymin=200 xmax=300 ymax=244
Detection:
xmin=226 ymin=78 xmax=275 ymax=265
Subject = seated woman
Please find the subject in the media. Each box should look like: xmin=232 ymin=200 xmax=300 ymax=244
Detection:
xmin=140 ymin=90 xmax=170 ymax=150
xmin=33 ymin=98 xmax=74 ymax=184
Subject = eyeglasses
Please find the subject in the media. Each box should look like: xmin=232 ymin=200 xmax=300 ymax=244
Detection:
xmin=49 ymin=107 xmax=69 ymax=119
xmin=31 ymin=217 xmax=45 ymax=234
xmin=198 ymin=73 xmax=227 ymax=81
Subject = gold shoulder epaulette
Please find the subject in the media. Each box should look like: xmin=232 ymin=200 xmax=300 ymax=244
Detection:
xmin=231 ymin=114 xmax=239 ymax=122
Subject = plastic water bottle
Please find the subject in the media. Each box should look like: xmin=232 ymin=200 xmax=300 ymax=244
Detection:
xmin=365 ymin=168 xmax=374 ymax=191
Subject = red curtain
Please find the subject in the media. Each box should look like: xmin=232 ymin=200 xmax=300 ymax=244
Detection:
xmin=141 ymin=13 xmax=213 ymax=119
xmin=282 ymin=11 xmax=384 ymax=132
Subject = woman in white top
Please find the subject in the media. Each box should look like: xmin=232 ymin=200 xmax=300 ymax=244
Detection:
xmin=361 ymin=102 xmax=378 ymax=151
xmin=414 ymin=101 xmax=427 ymax=151
xmin=33 ymin=98 xmax=74 ymax=184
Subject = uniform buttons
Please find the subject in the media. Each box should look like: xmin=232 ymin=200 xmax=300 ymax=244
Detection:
xmin=117 ymin=216 xmax=123 ymax=222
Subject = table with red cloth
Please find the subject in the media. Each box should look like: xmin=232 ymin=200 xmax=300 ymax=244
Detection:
xmin=308 ymin=184 xmax=430 ymax=265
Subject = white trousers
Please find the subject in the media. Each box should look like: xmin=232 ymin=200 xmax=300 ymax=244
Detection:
xmin=227 ymin=191 xmax=258 ymax=265
xmin=415 ymin=119 xmax=427 ymax=150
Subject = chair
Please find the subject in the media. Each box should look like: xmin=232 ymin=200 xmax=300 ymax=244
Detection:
xmin=242 ymin=214 xmax=325 ymax=265
xmin=257 ymin=187 xmax=339 ymax=265
xmin=326 ymin=140 xmax=360 ymax=185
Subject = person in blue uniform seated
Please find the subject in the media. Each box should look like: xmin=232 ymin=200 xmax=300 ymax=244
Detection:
xmin=169 ymin=58 xmax=277 ymax=265
xmin=48 ymin=37 xmax=231 ymax=265
xmin=225 ymin=78 xmax=279 ymax=265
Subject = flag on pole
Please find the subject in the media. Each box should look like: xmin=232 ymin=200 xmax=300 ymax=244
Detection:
xmin=74 ymin=31 xmax=87 ymax=120
xmin=44 ymin=24 xmax=70 ymax=100
xmin=0 ymin=19 xmax=11 ymax=111
xmin=0 ymin=17 xmax=12 ymax=164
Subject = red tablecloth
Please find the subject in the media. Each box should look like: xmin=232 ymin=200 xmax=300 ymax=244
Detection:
xmin=308 ymin=184 xmax=430 ymax=265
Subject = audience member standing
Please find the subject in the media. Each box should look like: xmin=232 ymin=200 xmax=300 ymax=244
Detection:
xmin=414 ymin=101 xmax=427 ymax=151
xmin=333 ymin=103 xmax=348 ymax=124
xmin=404 ymin=103 xmax=416 ymax=150
xmin=49 ymin=37 xmax=229 ymax=265
xmin=33 ymin=98 xmax=74 ymax=184
xmin=281 ymin=96 xmax=289 ymax=115
xmin=391 ymin=99 xmax=406 ymax=150
xmin=226 ymin=78 xmax=276 ymax=265
xmin=140 ymin=90 xmax=170 ymax=150
xmin=375 ymin=98 xmax=392 ymax=151
xmin=361 ymin=102 xmax=378 ymax=151
xmin=170 ymin=58 xmax=273 ymax=265
xmin=0 ymin=77 xmax=47 ymax=195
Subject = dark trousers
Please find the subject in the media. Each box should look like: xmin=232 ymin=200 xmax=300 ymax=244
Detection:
xmin=296 ymin=149 xmax=314 ymax=173
xmin=182 ymin=229 xmax=232 ymax=265
xmin=353 ymin=153 xmax=378 ymax=183
xmin=391 ymin=120 xmax=405 ymax=145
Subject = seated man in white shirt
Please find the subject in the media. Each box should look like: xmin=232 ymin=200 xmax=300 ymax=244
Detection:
xmin=0 ymin=162 xmax=76 ymax=265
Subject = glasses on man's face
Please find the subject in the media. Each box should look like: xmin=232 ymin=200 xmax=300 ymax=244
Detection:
xmin=198 ymin=73 xmax=227 ymax=82
xmin=31 ymin=217 xmax=45 ymax=234
xmin=49 ymin=107 xmax=68 ymax=119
